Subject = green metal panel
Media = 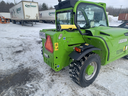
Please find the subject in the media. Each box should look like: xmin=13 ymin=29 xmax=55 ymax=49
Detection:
xmin=83 ymin=26 xmax=128 ymax=65
xmin=40 ymin=29 xmax=85 ymax=71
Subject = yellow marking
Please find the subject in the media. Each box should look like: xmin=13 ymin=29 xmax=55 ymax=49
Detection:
xmin=85 ymin=43 xmax=89 ymax=46
xmin=123 ymin=46 xmax=126 ymax=51
xmin=55 ymin=43 xmax=58 ymax=51
xmin=60 ymin=25 xmax=77 ymax=30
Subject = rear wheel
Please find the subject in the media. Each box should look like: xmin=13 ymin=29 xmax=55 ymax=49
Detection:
xmin=69 ymin=53 xmax=101 ymax=87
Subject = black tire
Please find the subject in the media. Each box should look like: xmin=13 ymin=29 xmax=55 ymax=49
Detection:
xmin=69 ymin=53 xmax=101 ymax=87
xmin=123 ymin=55 xmax=128 ymax=59
xmin=13 ymin=20 xmax=16 ymax=24
xmin=32 ymin=22 xmax=33 ymax=26
xmin=12 ymin=20 xmax=15 ymax=24
xmin=21 ymin=21 xmax=24 ymax=26
xmin=52 ymin=21 xmax=55 ymax=24
xmin=41 ymin=20 xmax=44 ymax=23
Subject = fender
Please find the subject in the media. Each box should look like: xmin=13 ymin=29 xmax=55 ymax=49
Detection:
xmin=69 ymin=45 xmax=100 ymax=61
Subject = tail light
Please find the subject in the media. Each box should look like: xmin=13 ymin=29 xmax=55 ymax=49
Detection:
xmin=75 ymin=47 xmax=81 ymax=53
xmin=45 ymin=35 xmax=53 ymax=53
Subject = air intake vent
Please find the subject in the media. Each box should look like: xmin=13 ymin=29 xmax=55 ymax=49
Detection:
xmin=100 ymin=32 xmax=110 ymax=36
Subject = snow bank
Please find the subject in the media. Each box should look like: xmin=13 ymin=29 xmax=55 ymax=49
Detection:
xmin=108 ymin=15 xmax=122 ymax=26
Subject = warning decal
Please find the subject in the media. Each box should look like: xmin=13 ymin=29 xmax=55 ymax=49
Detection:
xmin=55 ymin=43 xmax=58 ymax=51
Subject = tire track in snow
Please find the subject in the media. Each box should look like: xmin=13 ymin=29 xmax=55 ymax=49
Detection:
xmin=90 ymin=83 xmax=115 ymax=96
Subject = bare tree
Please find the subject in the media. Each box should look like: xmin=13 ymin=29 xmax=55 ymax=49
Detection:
xmin=38 ymin=4 xmax=42 ymax=11
xmin=49 ymin=6 xmax=54 ymax=9
xmin=106 ymin=6 xmax=128 ymax=16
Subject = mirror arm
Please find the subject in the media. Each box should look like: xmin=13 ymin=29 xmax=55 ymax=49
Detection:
xmin=74 ymin=13 xmax=88 ymax=35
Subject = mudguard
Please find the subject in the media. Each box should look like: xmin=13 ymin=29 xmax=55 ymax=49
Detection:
xmin=69 ymin=46 xmax=100 ymax=61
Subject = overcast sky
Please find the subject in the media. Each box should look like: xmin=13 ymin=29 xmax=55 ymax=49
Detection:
xmin=2 ymin=0 xmax=128 ymax=8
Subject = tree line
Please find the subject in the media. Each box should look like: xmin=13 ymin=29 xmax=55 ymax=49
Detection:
xmin=106 ymin=7 xmax=128 ymax=16
xmin=38 ymin=3 xmax=54 ymax=11
xmin=0 ymin=1 xmax=14 ymax=12
xmin=0 ymin=0 xmax=128 ymax=16
xmin=0 ymin=1 xmax=54 ymax=12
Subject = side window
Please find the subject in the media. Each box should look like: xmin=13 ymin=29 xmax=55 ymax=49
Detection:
xmin=57 ymin=12 xmax=72 ymax=25
xmin=77 ymin=10 xmax=86 ymax=28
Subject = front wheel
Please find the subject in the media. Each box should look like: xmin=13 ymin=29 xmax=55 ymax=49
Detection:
xmin=69 ymin=53 xmax=101 ymax=87
xmin=123 ymin=55 xmax=128 ymax=59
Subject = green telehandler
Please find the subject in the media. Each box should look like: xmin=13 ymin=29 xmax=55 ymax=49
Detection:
xmin=39 ymin=0 xmax=128 ymax=87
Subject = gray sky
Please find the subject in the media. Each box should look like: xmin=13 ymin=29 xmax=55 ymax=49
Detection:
xmin=2 ymin=0 xmax=128 ymax=8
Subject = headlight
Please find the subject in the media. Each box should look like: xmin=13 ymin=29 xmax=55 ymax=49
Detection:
xmin=39 ymin=32 xmax=46 ymax=39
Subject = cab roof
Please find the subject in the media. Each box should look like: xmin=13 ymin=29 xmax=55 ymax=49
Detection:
xmin=55 ymin=0 xmax=106 ymax=10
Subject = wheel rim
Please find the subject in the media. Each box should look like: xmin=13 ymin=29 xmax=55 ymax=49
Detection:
xmin=85 ymin=61 xmax=97 ymax=80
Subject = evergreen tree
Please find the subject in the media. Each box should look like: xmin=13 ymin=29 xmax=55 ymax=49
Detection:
xmin=41 ymin=3 xmax=48 ymax=10
xmin=0 ymin=1 xmax=6 ymax=12
xmin=49 ymin=6 xmax=54 ymax=9
xmin=0 ymin=1 xmax=14 ymax=12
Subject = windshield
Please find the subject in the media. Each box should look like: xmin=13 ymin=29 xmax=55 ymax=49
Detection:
xmin=77 ymin=4 xmax=107 ymax=28
xmin=57 ymin=10 xmax=73 ymax=25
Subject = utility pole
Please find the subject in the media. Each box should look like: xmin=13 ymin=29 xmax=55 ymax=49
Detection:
xmin=119 ymin=5 xmax=122 ymax=14
xmin=14 ymin=0 xmax=16 ymax=5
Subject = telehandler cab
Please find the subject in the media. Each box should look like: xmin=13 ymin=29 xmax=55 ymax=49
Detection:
xmin=39 ymin=0 xmax=128 ymax=87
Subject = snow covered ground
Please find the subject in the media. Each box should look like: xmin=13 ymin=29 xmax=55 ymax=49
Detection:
xmin=0 ymin=19 xmax=128 ymax=96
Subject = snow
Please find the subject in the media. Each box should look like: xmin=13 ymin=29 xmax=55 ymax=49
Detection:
xmin=108 ymin=15 xmax=122 ymax=26
xmin=0 ymin=19 xmax=128 ymax=96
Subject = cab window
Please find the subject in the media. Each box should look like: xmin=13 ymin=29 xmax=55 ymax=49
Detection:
xmin=77 ymin=3 xmax=107 ymax=28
